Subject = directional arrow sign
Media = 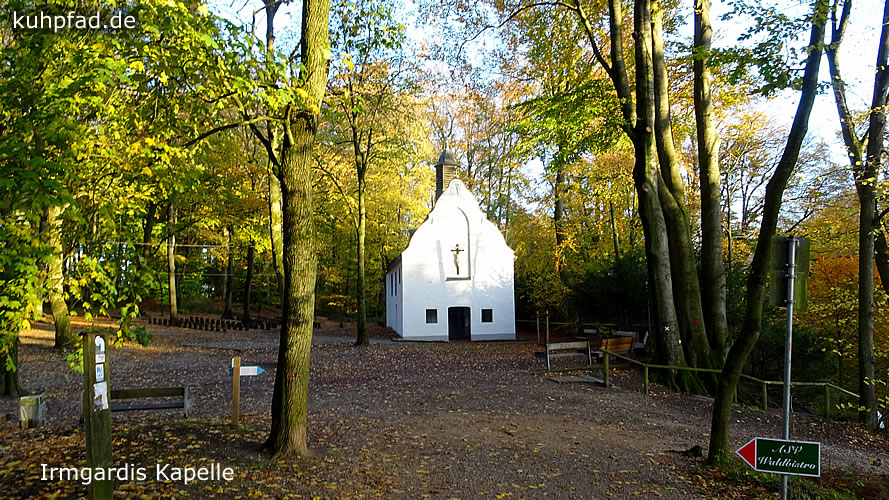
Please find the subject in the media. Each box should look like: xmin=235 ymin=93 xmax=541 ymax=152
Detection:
xmin=737 ymin=437 xmax=820 ymax=477
xmin=228 ymin=366 xmax=265 ymax=376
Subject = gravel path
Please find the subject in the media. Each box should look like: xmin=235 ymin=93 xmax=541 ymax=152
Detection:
xmin=1 ymin=318 xmax=887 ymax=498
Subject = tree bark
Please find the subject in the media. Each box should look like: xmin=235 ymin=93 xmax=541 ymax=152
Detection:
xmin=243 ymin=243 xmax=255 ymax=325
xmin=46 ymin=204 xmax=74 ymax=348
xmin=265 ymin=0 xmax=331 ymax=459
xmin=0 ymin=338 xmax=22 ymax=397
xmin=167 ymin=203 xmax=178 ymax=322
xmin=142 ymin=202 xmax=156 ymax=265
xmin=651 ymin=3 xmax=711 ymax=372
xmin=708 ymin=0 xmax=828 ymax=462
xmin=825 ymin=0 xmax=889 ymax=431
xmin=554 ymin=158 xmax=567 ymax=282
xmin=633 ymin=0 xmax=685 ymax=370
xmin=355 ymin=160 xmax=369 ymax=346
xmin=858 ymin=0 xmax=889 ymax=431
xmin=222 ymin=226 xmax=235 ymax=319
xmin=694 ymin=0 xmax=729 ymax=359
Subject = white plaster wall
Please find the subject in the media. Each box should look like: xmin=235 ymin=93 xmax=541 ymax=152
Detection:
xmin=396 ymin=179 xmax=515 ymax=341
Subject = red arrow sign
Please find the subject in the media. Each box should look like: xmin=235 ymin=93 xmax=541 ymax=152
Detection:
xmin=737 ymin=438 xmax=756 ymax=469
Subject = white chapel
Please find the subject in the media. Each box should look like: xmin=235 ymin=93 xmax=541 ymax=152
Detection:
xmin=385 ymin=150 xmax=516 ymax=341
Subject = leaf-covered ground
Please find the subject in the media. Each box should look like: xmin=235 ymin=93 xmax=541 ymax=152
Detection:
xmin=1 ymin=317 xmax=888 ymax=498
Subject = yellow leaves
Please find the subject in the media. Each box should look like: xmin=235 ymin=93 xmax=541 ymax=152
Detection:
xmin=141 ymin=167 xmax=152 ymax=177
xmin=128 ymin=60 xmax=145 ymax=72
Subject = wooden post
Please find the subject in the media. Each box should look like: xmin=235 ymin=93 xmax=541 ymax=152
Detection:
xmin=545 ymin=310 xmax=550 ymax=345
xmin=824 ymin=385 xmax=830 ymax=419
xmin=82 ymin=331 xmax=112 ymax=499
xmin=603 ymin=352 xmax=610 ymax=388
xmin=643 ymin=365 xmax=649 ymax=395
xmin=536 ymin=311 xmax=540 ymax=344
xmin=231 ymin=356 xmax=240 ymax=425
xmin=762 ymin=381 xmax=768 ymax=411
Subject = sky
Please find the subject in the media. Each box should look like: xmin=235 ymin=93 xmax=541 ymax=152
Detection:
xmin=206 ymin=0 xmax=886 ymax=196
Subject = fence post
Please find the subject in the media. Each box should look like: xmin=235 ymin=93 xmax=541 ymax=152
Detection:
xmin=643 ymin=365 xmax=649 ymax=396
xmin=603 ymin=352 xmax=610 ymax=388
xmin=536 ymin=311 xmax=540 ymax=344
xmin=824 ymin=385 xmax=830 ymax=419
xmin=545 ymin=310 xmax=550 ymax=345
xmin=232 ymin=356 xmax=241 ymax=425
xmin=762 ymin=382 xmax=768 ymax=411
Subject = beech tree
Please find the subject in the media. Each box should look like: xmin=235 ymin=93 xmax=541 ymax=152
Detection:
xmin=708 ymin=0 xmax=830 ymax=461
xmin=825 ymin=0 xmax=889 ymax=431
xmin=235 ymin=0 xmax=332 ymax=458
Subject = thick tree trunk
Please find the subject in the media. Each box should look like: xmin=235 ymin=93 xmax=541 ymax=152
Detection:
xmin=265 ymin=0 xmax=330 ymax=460
xmin=167 ymin=203 xmax=178 ymax=322
xmin=651 ymin=4 xmax=711 ymax=372
xmin=825 ymin=0 xmax=889 ymax=431
xmin=633 ymin=0 xmax=685 ymax=371
xmin=858 ymin=179 xmax=878 ymax=429
xmin=269 ymin=172 xmax=285 ymax=300
xmin=355 ymin=165 xmax=369 ymax=346
xmin=708 ymin=0 xmax=827 ymax=462
xmin=694 ymin=0 xmax=729 ymax=359
xmin=222 ymin=226 xmax=235 ymax=319
xmin=859 ymin=0 xmax=889 ymax=431
xmin=46 ymin=204 xmax=74 ymax=348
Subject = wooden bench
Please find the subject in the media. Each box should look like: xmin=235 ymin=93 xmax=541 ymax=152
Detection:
xmin=109 ymin=387 xmax=191 ymax=417
xmin=544 ymin=341 xmax=592 ymax=370
xmin=594 ymin=336 xmax=634 ymax=360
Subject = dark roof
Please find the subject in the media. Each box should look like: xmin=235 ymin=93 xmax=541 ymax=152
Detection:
xmin=435 ymin=149 xmax=458 ymax=167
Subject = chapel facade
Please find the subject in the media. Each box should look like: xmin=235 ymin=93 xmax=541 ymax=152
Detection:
xmin=385 ymin=150 xmax=516 ymax=341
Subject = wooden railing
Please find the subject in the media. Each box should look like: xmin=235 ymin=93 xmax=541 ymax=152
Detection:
xmin=591 ymin=350 xmax=859 ymax=418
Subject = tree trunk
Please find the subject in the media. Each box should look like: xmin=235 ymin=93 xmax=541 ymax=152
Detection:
xmin=46 ymin=204 xmax=74 ymax=348
xmin=825 ymin=0 xmax=889 ymax=431
xmin=243 ymin=244 xmax=255 ymax=325
xmin=858 ymin=0 xmax=889 ymax=431
xmin=222 ymin=226 xmax=235 ymax=319
xmin=633 ymin=0 xmax=685 ymax=371
xmin=0 ymin=338 xmax=22 ymax=397
xmin=858 ymin=177 xmax=878 ymax=429
xmin=708 ymin=0 xmax=827 ymax=462
xmin=265 ymin=0 xmax=330 ymax=460
xmin=355 ymin=162 xmax=369 ymax=346
xmin=269 ymin=171 xmax=285 ymax=300
xmin=554 ymin=160 xmax=567 ymax=281
xmin=694 ymin=0 xmax=729 ymax=359
xmin=875 ymin=226 xmax=889 ymax=300
xmin=609 ymin=199 xmax=620 ymax=260
xmin=142 ymin=202 xmax=156 ymax=265
xmin=651 ymin=4 xmax=711 ymax=372
xmin=167 ymin=203 xmax=178 ymax=322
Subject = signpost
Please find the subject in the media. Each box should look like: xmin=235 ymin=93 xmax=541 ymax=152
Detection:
xmin=83 ymin=331 xmax=112 ymax=499
xmin=751 ymin=236 xmax=817 ymax=499
xmin=737 ymin=438 xmax=821 ymax=477
xmin=229 ymin=357 xmax=264 ymax=425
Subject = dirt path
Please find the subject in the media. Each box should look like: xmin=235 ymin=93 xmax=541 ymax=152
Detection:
xmin=1 ymin=318 xmax=887 ymax=498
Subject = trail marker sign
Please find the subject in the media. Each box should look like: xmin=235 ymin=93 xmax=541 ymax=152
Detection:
xmin=737 ymin=438 xmax=821 ymax=477
xmin=228 ymin=365 xmax=265 ymax=376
